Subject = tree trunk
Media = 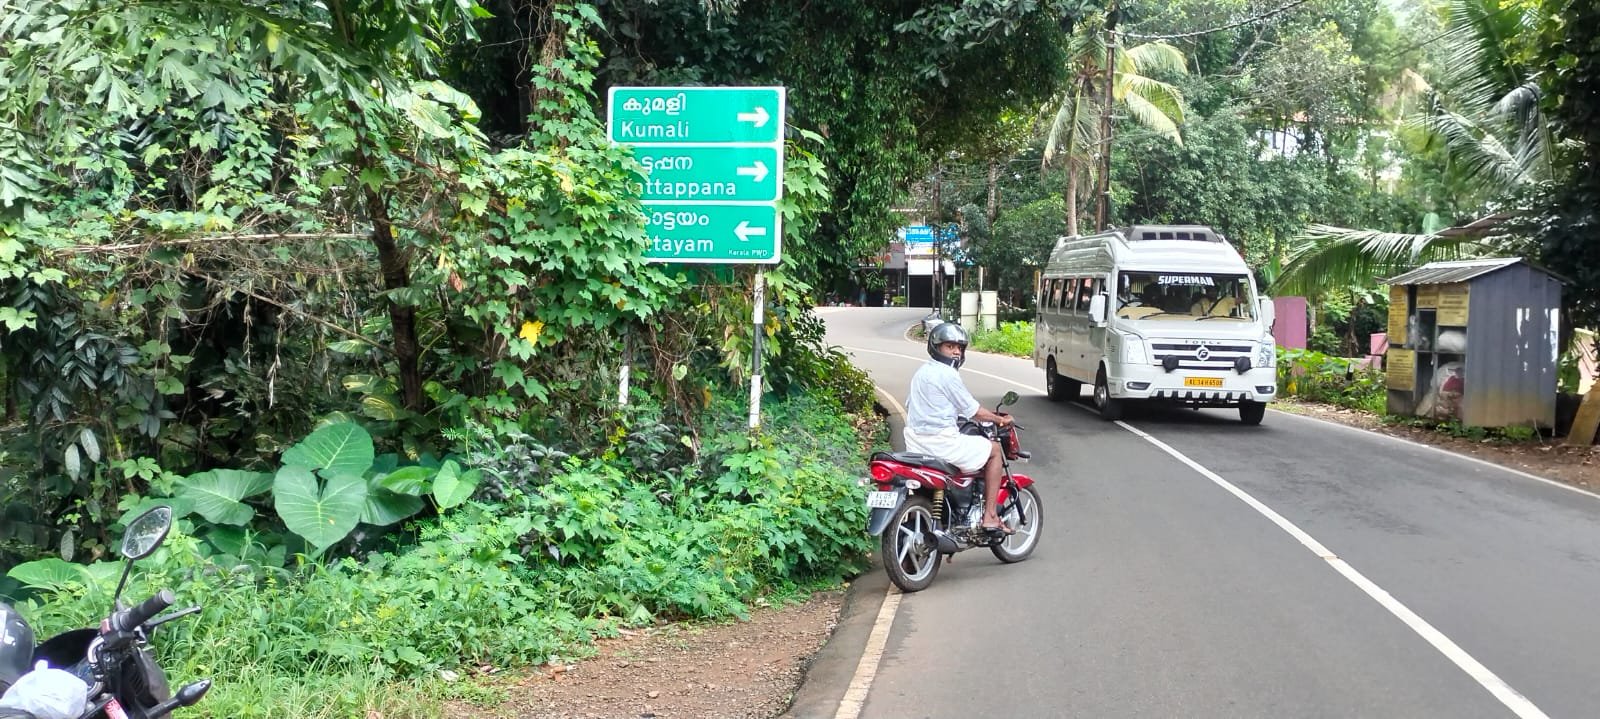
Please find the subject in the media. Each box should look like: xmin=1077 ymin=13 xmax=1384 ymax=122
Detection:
xmin=526 ymin=1 xmax=570 ymax=137
xmin=364 ymin=190 xmax=424 ymax=412
xmin=1065 ymin=166 xmax=1080 ymax=237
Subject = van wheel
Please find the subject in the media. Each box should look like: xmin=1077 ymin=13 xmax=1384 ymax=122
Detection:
xmin=1045 ymin=359 xmax=1080 ymax=401
xmin=1239 ymin=401 xmax=1266 ymax=425
xmin=1093 ymin=368 xmax=1123 ymax=421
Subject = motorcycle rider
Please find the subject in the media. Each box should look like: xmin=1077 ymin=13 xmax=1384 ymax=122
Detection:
xmin=904 ymin=322 xmax=1015 ymax=533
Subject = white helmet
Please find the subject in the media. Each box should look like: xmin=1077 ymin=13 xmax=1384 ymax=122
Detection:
xmin=926 ymin=322 xmax=969 ymax=369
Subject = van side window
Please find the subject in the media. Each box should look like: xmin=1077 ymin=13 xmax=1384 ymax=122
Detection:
xmin=1050 ymin=280 xmax=1064 ymax=310
xmin=1090 ymin=277 xmax=1105 ymax=307
xmin=1073 ymin=278 xmax=1092 ymax=311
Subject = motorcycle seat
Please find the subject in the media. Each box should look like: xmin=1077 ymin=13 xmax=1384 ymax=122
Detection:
xmin=873 ymin=451 xmax=961 ymax=477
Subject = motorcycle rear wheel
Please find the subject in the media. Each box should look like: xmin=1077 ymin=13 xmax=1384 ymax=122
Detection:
xmin=882 ymin=495 xmax=941 ymax=592
xmin=991 ymin=485 xmax=1042 ymax=563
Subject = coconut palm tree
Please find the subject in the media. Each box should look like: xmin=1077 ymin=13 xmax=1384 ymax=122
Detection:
xmin=1041 ymin=15 xmax=1188 ymax=236
xmin=1271 ymin=0 xmax=1551 ymax=297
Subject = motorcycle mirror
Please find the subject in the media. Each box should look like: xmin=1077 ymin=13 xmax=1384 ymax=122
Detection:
xmin=121 ymin=505 xmax=173 ymax=560
xmin=1000 ymin=391 xmax=1019 ymax=407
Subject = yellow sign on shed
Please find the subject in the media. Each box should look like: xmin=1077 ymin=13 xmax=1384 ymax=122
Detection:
xmin=1387 ymin=286 xmax=1409 ymax=344
xmin=1386 ymin=348 xmax=1416 ymax=391
xmin=1415 ymin=284 xmax=1440 ymax=309
xmin=1437 ymin=283 xmax=1470 ymax=325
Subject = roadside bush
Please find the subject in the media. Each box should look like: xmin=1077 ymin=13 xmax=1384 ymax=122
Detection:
xmin=970 ymin=321 xmax=1034 ymax=358
xmin=5 ymin=390 xmax=875 ymax=717
xmin=1277 ymin=348 xmax=1386 ymax=414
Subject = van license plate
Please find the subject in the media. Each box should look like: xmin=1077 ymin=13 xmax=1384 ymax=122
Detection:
xmin=1184 ymin=377 xmax=1224 ymax=388
xmin=866 ymin=491 xmax=899 ymax=509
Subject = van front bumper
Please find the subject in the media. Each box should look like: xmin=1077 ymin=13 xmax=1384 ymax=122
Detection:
xmin=1108 ymin=365 xmax=1277 ymax=404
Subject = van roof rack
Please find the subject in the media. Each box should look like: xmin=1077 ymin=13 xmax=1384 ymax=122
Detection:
xmin=1122 ymin=224 xmax=1222 ymax=243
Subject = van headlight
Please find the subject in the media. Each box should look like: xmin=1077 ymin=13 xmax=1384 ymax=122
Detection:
xmin=1121 ymin=333 xmax=1148 ymax=364
xmin=1255 ymin=342 xmax=1275 ymax=368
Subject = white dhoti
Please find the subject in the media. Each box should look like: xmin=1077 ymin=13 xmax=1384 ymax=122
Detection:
xmin=902 ymin=427 xmax=992 ymax=474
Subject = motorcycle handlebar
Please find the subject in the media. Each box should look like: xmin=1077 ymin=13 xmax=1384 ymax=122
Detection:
xmin=113 ymin=589 xmax=175 ymax=633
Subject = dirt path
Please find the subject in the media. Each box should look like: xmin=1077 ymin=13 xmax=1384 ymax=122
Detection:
xmin=448 ymin=590 xmax=845 ymax=719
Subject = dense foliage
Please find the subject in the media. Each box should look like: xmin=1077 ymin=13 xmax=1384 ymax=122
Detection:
xmin=8 ymin=390 xmax=878 ymax=716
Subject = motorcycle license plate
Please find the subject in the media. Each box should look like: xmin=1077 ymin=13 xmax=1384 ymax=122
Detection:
xmin=865 ymin=491 xmax=899 ymax=509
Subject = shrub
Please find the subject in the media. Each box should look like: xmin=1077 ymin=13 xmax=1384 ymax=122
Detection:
xmin=4 ymin=390 xmax=877 ymax=716
xmin=970 ymin=321 xmax=1034 ymax=358
xmin=1276 ymin=348 xmax=1386 ymax=414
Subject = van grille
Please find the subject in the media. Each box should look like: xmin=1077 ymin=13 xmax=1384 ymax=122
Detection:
xmin=1149 ymin=341 xmax=1252 ymax=370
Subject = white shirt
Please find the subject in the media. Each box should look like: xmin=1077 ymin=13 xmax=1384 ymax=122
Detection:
xmin=905 ymin=360 xmax=980 ymax=435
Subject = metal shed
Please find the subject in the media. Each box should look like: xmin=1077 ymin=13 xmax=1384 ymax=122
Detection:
xmin=1381 ymin=258 xmax=1564 ymax=428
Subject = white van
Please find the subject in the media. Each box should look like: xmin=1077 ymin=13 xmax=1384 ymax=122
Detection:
xmin=1034 ymin=224 xmax=1278 ymax=424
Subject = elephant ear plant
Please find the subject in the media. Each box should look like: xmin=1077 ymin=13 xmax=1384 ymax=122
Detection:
xmin=132 ymin=422 xmax=483 ymax=557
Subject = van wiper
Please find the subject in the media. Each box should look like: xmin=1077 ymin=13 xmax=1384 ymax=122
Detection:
xmin=1195 ymin=315 xmax=1247 ymax=321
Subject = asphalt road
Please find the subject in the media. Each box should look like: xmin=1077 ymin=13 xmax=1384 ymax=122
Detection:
xmin=788 ymin=307 xmax=1600 ymax=719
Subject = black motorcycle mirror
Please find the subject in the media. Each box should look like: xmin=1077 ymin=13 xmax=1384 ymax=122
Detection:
xmin=1000 ymin=391 xmax=1019 ymax=407
xmin=112 ymin=505 xmax=173 ymax=606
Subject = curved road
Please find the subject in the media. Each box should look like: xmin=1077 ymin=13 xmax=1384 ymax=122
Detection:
xmin=788 ymin=307 xmax=1600 ymax=719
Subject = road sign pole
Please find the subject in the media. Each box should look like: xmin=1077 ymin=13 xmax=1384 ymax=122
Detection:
xmin=749 ymin=271 xmax=765 ymax=431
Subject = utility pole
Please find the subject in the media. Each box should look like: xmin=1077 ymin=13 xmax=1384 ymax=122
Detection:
xmin=1094 ymin=3 xmax=1118 ymax=231
xmin=932 ymin=163 xmax=943 ymax=318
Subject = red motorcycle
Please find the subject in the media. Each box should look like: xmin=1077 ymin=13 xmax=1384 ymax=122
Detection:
xmin=865 ymin=391 xmax=1042 ymax=592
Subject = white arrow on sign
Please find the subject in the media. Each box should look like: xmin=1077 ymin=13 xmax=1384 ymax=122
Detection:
xmin=736 ymin=161 xmax=769 ymax=183
xmin=734 ymin=221 xmax=768 ymax=243
xmin=736 ymin=106 xmax=770 ymax=128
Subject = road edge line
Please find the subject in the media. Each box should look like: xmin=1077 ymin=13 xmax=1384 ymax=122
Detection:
xmin=1269 ymin=408 xmax=1600 ymax=501
xmin=1114 ymin=419 xmax=1552 ymax=719
xmin=833 ymin=585 xmax=901 ymax=719
xmin=828 ymin=384 xmax=910 ymax=719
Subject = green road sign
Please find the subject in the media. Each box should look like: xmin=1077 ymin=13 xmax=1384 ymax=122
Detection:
xmin=608 ymin=85 xmax=787 ymax=264
xmin=632 ymin=146 xmax=781 ymax=202
xmin=607 ymin=87 xmax=783 ymax=144
xmin=642 ymin=203 xmax=783 ymax=264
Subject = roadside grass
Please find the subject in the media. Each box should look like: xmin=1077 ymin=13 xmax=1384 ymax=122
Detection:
xmin=969 ymin=321 xmax=1033 ymax=358
xmin=9 ymin=390 xmax=879 ymax=717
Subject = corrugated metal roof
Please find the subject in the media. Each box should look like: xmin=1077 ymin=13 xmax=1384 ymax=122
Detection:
xmin=1382 ymin=257 xmax=1525 ymax=285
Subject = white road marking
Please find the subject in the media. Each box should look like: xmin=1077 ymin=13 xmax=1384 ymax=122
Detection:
xmin=842 ymin=342 xmax=1552 ymax=718
xmin=1270 ymin=409 xmax=1600 ymax=501
xmin=834 ymin=587 xmax=902 ymax=719
xmin=1116 ymin=420 xmax=1551 ymax=719
xmin=833 ymin=384 xmax=908 ymax=719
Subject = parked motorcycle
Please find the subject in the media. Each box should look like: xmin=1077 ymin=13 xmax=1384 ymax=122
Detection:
xmin=865 ymin=391 xmax=1042 ymax=592
xmin=0 ymin=505 xmax=211 ymax=719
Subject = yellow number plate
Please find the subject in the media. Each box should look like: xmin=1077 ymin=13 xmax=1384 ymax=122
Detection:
xmin=1184 ymin=377 xmax=1224 ymax=388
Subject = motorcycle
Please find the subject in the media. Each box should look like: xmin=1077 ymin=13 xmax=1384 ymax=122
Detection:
xmin=0 ymin=505 xmax=211 ymax=719
xmin=865 ymin=391 xmax=1042 ymax=592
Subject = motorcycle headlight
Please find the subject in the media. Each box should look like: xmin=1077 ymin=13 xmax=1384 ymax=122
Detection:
xmin=1255 ymin=342 xmax=1275 ymax=368
xmin=1122 ymin=333 xmax=1148 ymax=364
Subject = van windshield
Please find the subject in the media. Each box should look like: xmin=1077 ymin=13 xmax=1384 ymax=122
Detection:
xmin=1115 ymin=271 xmax=1255 ymax=322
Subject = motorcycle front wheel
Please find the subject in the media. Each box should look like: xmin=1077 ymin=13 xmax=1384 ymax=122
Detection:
xmin=882 ymin=495 xmax=941 ymax=592
xmin=991 ymin=485 xmax=1042 ymax=563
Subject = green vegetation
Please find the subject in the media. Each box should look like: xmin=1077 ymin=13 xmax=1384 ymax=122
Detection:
xmin=8 ymin=389 xmax=877 ymax=716
xmin=1276 ymin=349 xmax=1387 ymax=415
xmin=970 ymin=322 xmax=1035 ymax=358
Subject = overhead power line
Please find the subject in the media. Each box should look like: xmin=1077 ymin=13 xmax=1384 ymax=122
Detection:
xmin=1114 ymin=0 xmax=1316 ymax=40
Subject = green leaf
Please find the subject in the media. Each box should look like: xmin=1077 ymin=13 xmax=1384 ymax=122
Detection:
xmin=273 ymin=466 xmax=367 ymax=552
xmin=360 ymin=394 xmax=405 ymax=421
xmin=282 ymin=422 xmax=374 ymax=477
xmin=377 ymin=466 xmax=432 ymax=495
xmin=78 ymin=428 xmax=100 ymax=463
xmin=361 ymin=485 xmax=425 ymax=526
xmin=175 ymin=469 xmax=273 ymax=525
xmin=7 ymin=558 xmax=117 ymax=593
xmin=0 ymin=306 xmax=37 ymax=331
xmin=431 ymin=461 xmax=479 ymax=509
